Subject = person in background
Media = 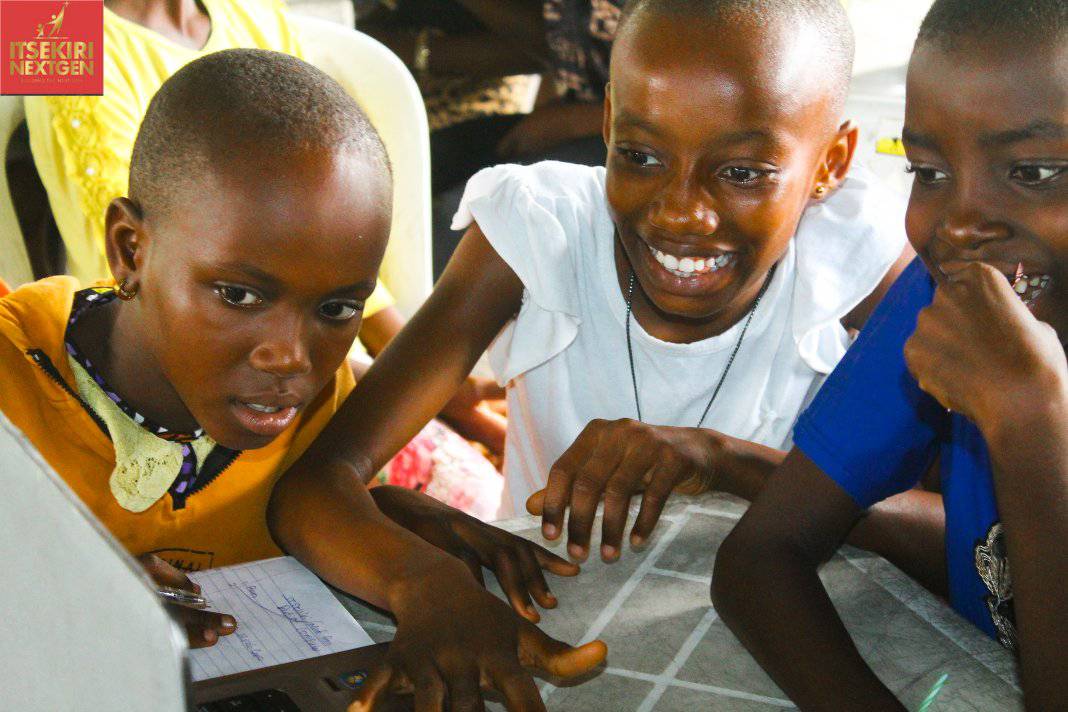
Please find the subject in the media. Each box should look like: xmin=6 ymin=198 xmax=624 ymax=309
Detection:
xmin=356 ymin=0 xmax=622 ymax=277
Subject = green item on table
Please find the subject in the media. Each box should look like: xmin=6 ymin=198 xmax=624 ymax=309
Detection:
xmin=916 ymin=673 xmax=949 ymax=712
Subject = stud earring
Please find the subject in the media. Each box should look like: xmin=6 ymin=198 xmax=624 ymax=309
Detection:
xmin=116 ymin=278 xmax=139 ymax=301
xmin=814 ymin=185 xmax=827 ymax=198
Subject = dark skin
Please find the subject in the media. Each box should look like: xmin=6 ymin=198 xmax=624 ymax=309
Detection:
xmin=713 ymin=37 xmax=1068 ymax=710
xmin=75 ymin=140 xmax=607 ymax=709
xmin=100 ymin=0 xmax=511 ymax=456
xmin=280 ymin=9 xmax=922 ymax=649
xmin=531 ymin=12 xmax=914 ymax=563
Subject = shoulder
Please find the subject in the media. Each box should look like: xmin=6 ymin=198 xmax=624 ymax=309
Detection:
xmin=452 ymin=161 xmax=607 ymax=231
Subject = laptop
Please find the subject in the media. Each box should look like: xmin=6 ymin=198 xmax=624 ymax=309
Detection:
xmin=0 ymin=411 xmax=408 ymax=711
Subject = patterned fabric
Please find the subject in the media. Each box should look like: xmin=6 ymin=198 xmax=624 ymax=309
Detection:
xmin=65 ymin=287 xmax=218 ymax=509
xmin=373 ymin=419 xmax=504 ymax=521
xmin=542 ymin=0 xmax=623 ymax=102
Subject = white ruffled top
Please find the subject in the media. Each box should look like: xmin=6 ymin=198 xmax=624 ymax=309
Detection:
xmin=452 ymin=161 xmax=906 ymax=517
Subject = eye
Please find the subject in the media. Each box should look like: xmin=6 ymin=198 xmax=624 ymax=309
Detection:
xmin=215 ymin=285 xmax=263 ymax=307
xmin=319 ymin=300 xmax=362 ymax=321
xmin=905 ymin=164 xmax=948 ymax=185
xmin=717 ymin=166 xmax=771 ymax=186
xmin=1009 ymin=164 xmax=1065 ymax=186
xmin=615 ymin=147 xmax=663 ymax=168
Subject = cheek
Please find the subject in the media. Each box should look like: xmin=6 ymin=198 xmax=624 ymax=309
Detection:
xmin=605 ymin=173 xmax=650 ymax=227
xmin=905 ymin=190 xmax=937 ymax=253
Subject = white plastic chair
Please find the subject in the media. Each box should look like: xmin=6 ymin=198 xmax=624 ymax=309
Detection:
xmin=0 ymin=97 xmax=35 ymax=288
xmin=292 ymin=14 xmax=434 ymax=317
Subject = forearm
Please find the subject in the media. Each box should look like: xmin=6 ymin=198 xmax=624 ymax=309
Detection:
xmin=707 ymin=434 xmax=786 ymax=501
xmin=267 ymin=460 xmax=469 ymax=612
xmin=845 ymin=489 xmax=947 ymax=597
xmin=981 ymin=387 xmax=1068 ymax=709
xmin=714 ymin=536 xmax=904 ymax=711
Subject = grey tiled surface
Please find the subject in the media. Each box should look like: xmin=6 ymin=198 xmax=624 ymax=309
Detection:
xmin=338 ymin=495 xmax=1022 ymax=711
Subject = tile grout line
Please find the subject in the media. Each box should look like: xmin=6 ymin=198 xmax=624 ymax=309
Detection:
xmin=540 ymin=512 xmax=692 ymax=702
xmin=604 ymin=666 xmax=795 ymax=707
xmin=636 ymin=606 xmax=720 ymax=712
xmin=648 ymin=567 xmax=712 ymax=586
xmin=839 ymin=553 xmax=1020 ymax=691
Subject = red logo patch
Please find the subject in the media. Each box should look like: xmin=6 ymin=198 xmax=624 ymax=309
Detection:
xmin=1 ymin=0 xmax=103 ymax=95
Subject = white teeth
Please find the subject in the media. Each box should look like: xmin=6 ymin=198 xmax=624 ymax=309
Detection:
xmin=245 ymin=403 xmax=281 ymax=413
xmin=650 ymin=246 xmax=734 ymax=276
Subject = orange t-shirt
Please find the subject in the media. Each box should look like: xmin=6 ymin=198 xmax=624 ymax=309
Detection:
xmin=0 ymin=277 xmax=355 ymax=570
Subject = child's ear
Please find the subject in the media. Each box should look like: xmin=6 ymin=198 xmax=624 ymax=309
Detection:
xmin=602 ymin=85 xmax=612 ymax=148
xmin=104 ymin=197 xmax=148 ymax=287
xmin=811 ymin=120 xmax=859 ymax=199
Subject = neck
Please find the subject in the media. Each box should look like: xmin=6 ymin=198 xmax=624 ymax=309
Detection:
xmin=74 ymin=299 xmax=200 ymax=433
xmin=613 ymin=239 xmax=768 ymax=344
xmin=104 ymin=0 xmax=210 ymax=49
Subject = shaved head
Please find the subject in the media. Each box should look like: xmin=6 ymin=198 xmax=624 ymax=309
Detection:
xmin=614 ymin=0 xmax=854 ymax=116
xmin=129 ymin=48 xmax=390 ymax=221
xmin=917 ymin=0 xmax=1068 ymax=52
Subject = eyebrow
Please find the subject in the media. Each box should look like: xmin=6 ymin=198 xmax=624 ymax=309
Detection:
xmin=978 ymin=120 xmax=1068 ymax=147
xmin=216 ymin=262 xmax=375 ymax=297
xmin=901 ymin=128 xmax=937 ymax=151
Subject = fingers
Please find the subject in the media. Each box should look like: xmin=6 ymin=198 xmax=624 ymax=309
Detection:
xmin=177 ymin=607 xmax=236 ymax=648
xmin=447 ymin=669 xmax=485 ymax=712
xmin=349 ymin=664 xmax=396 ymax=712
xmin=629 ymin=461 xmax=678 ymax=546
xmin=412 ymin=669 xmax=446 ymax=712
xmin=492 ymin=667 xmax=546 ymax=712
xmin=599 ymin=466 xmax=638 ymax=562
xmin=541 ymin=437 xmax=592 ymax=540
xmin=565 ymin=436 xmax=625 ymax=561
xmin=140 ymin=553 xmax=199 ymax=593
xmin=517 ymin=622 xmax=607 ymax=679
xmin=494 ymin=549 xmax=539 ymax=622
xmin=525 ymin=489 xmax=546 ymax=516
xmin=530 ymin=543 xmax=580 ymax=578
xmin=515 ymin=544 xmax=557 ymax=610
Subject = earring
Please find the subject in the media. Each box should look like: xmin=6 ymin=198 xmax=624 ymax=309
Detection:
xmin=116 ymin=278 xmax=139 ymax=301
xmin=814 ymin=185 xmax=827 ymax=198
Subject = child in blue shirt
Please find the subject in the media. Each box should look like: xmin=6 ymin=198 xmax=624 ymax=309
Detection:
xmin=713 ymin=0 xmax=1068 ymax=708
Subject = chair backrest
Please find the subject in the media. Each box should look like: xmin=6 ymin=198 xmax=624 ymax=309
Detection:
xmin=0 ymin=96 xmax=35 ymax=288
xmin=292 ymin=14 xmax=434 ymax=318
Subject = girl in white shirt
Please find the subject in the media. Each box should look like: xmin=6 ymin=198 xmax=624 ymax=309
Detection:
xmin=288 ymin=0 xmax=912 ymax=604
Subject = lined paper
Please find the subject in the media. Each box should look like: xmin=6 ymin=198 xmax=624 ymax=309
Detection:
xmin=187 ymin=556 xmax=373 ymax=681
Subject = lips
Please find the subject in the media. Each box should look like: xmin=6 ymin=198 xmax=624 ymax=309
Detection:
xmin=934 ymin=259 xmax=1053 ymax=309
xmin=230 ymin=397 xmax=302 ymax=438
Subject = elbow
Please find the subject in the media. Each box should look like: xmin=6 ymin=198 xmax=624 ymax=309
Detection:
xmin=712 ymin=526 xmax=759 ymax=628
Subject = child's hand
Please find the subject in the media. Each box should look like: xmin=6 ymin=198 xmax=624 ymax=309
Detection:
xmin=369 ymin=486 xmax=579 ymax=622
xmin=439 ymin=376 xmax=508 ymax=457
xmin=350 ymin=576 xmax=607 ymax=712
xmin=904 ymin=262 xmax=1067 ymax=428
xmin=530 ymin=420 xmax=720 ymax=563
xmin=138 ymin=553 xmax=236 ymax=648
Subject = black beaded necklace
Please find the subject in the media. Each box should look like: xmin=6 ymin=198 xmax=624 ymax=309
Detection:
xmin=624 ymin=265 xmax=775 ymax=427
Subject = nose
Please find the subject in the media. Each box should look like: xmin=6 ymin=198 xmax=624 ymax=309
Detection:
xmin=935 ymin=186 xmax=1009 ymax=252
xmin=647 ymin=172 xmax=719 ymax=238
xmin=248 ymin=316 xmax=313 ymax=379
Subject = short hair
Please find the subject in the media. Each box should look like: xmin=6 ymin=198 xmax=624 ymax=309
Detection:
xmin=615 ymin=0 xmax=855 ymax=112
xmin=917 ymin=0 xmax=1068 ymax=51
xmin=129 ymin=48 xmax=390 ymax=220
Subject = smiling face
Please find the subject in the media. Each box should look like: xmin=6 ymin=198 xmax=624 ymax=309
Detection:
xmin=110 ymin=147 xmax=391 ymax=450
xmin=904 ymin=38 xmax=1068 ymax=336
xmin=604 ymin=11 xmax=853 ymax=341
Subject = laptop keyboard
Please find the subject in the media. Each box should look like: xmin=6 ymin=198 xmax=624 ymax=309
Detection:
xmin=196 ymin=688 xmax=302 ymax=712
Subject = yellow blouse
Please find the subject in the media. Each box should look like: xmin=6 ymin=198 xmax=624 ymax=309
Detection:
xmin=24 ymin=0 xmax=394 ymax=317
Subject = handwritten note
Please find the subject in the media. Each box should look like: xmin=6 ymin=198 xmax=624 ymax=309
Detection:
xmin=187 ymin=556 xmax=374 ymax=681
